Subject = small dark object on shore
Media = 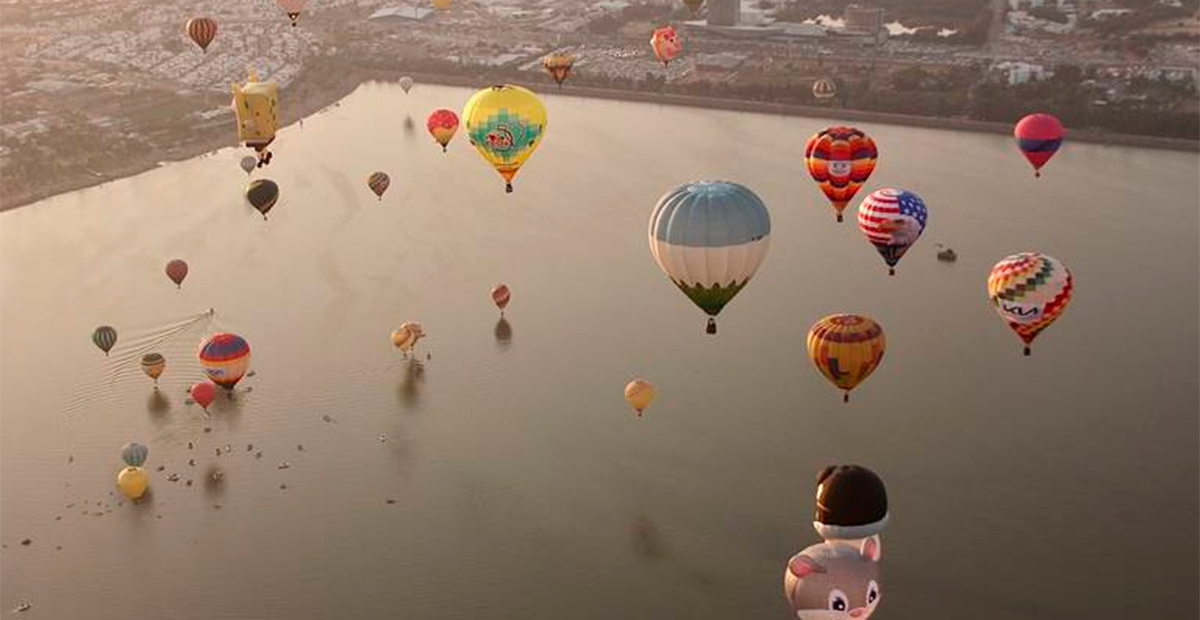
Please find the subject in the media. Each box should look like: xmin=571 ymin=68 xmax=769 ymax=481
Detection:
xmin=157 ymin=465 xmax=166 ymax=472
xmin=188 ymin=459 xmax=196 ymax=466
xmin=279 ymin=483 xmax=288 ymax=490
xmin=68 ymin=455 xmax=74 ymax=464
xmin=21 ymin=538 xmax=32 ymax=546
xmin=247 ymin=444 xmax=254 ymax=452
xmin=55 ymin=516 xmax=62 ymax=521
xmin=213 ymin=504 xmax=222 ymax=510
xmin=203 ymin=427 xmax=212 ymax=433
xmin=156 ymin=515 xmax=163 ymax=519
xmin=167 ymin=473 xmax=180 ymax=482
xmin=297 ymin=444 xmax=304 ymax=452
xmin=188 ymin=442 xmax=194 ymax=450
xmin=255 ymin=452 xmax=263 ymax=459
xmin=386 ymin=499 xmax=396 ymax=504
xmin=935 ymin=244 xmax=957 ymax=262
xmin=16 ymin=601 xmax=31 ymax=612
xmin=186 ymin=480 xmax=194 ymax=487
xmin=278 ymin=461 xmax=290 ymax=470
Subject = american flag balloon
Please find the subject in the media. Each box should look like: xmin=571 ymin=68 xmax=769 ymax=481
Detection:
xmin=857 ymin=188 xmax=927 ymax=276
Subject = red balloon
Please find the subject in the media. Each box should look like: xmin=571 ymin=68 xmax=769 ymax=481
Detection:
xmin=165 ymin=259 xmax=188 ymax=288
xmin=190 ymin=381 xmax=216 ymax=409
xmin=491 ymin=283 xmax=511 ymax=311
xmin=1014 ymin=113 xmax=1064 ymax=177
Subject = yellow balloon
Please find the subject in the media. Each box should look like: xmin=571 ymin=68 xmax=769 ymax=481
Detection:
xmin=431 ymin=0 xmax=451 ymax=8
xmin=117 ymin=466 xmax=149 ymax=500
xmin=624 ymin=379 xmax=656 ymax=416
xmin=462 ymin=85 xmax=547 ymax=193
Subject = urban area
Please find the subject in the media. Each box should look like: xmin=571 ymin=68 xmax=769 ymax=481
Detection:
xmin=1 ymin=0 xmax=1197 ymax=208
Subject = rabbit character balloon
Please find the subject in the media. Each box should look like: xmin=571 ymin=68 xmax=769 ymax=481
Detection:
xmin=783 ymin=537 xmax=882 ymax=620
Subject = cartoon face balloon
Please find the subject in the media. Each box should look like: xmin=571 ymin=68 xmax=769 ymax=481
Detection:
xmin=650 ymin=26 xmax=682 ymax=66
xmin=784 ymin=539 xmax=882 ymax=620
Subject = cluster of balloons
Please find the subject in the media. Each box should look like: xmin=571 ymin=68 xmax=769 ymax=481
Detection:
xmin=117 ymin=442 xmax=150 ymax=500
xmin=390 ymin=322 xmax=426 ymax=355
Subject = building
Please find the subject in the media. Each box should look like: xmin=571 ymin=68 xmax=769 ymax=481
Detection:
xmin=843 ymin=5 xmax=885 ymax=36
xmin=993 ymin=61 xmax=1051 ymax=85
xmin=707 ymin=0 xmax=740 ymax=27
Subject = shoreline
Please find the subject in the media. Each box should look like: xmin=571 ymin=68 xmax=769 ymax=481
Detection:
xmin=3 ymin=68 xmax=1196 ymax=213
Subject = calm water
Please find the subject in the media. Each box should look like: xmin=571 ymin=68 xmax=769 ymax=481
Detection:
xmin=2 ymin=83 xmax=1197 ymax=619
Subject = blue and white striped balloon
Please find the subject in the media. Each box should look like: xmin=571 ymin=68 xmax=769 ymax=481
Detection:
xmin=648 ymin=181 xmax=771 ymax=334
xmin=121 ymin=442 xmax=148 ymax=467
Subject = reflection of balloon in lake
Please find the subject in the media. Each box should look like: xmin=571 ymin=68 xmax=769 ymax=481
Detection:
xmin=204 ymin=465 xmax=226 ymax=496
xmin=398 ymin=360 xmax=425 ymax=408
xmin=146 ymin=389 xmax=170 ymax=417
xmin=403 ymin=115 xmax=415 ymax=134
xmin=629 ymin=515 xmax=665 ymax=561
xmin=493 ymin=317 xmax=512 ymax=350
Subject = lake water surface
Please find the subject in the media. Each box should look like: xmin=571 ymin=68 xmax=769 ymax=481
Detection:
xmin=2 ymin=83 xmax=1197 ymax=619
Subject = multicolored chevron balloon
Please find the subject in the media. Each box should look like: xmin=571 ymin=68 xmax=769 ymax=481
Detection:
xmin=987 ymin=252 xmax=1073 ymax=356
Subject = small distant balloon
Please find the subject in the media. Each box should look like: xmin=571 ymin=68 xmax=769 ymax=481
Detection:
xmin=624 ymin=379 xmax=656 ymax=416
xmin=141 ymin=353 xmax=166 ymax=383
xmin=426 ymin=109 xmax=459 ymax=152
xmin=190 ymin=381 xmax=216 ymax=409
xmin=650 ymin=26 xmax=682 ymax=66
xmin=239 ymin=156 xmax=257 ymax=175
xmin=165 ymin=259 xmax=188 ymax=288
xmin=367 ymin=172 xmax=390 ymax=200
xmin=399 ymin=76 xmax=414 ymax=93
xmin=542 ymin=53 xmax=575 ymax=88
xmin=390 ymin=322 xmax=425 ymax=353
xmin=812 ymin=78 xmax=837 ymax=100
xmin=431 ymin=0 xmax=451 ymax=9
xmin=1014 ymin=113 xmax=1063 ymax=177
xmin=121 ymin=442 xmax=149 ymax=468
xmin=186 ymin=17 xmax=218 ymax=53
xmin=807 ymin=314 xmax=885 ymax=402
xmin=117 ymin=466 xmax=149 ymax=500
xmin=245 ymin=179 xmax=279 ymax=219
xmin=491 ymin=283 xmax=511 ymax=312
xmin=92 ymin=325 xmax=117 ymax=356
xmin=274 ymin=0 xmax=307 ymax=26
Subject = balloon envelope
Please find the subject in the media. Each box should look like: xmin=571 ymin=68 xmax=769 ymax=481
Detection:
xmin=624 ymin=379 xmax=656 ymax=415
xmin=463 ymin=85 xmax=547 ymax=193
xmin=491 ymin=284 xmax=511 ymax=310
xmin=190 ymin=381 xmax=216 ymax=408
xmin=1014 ymin=113 xmax=1063 ymax=176
xmin=987 ymin=252 xmax=1073 ymax=354
xmin=426 ymin=109 xmax=459 ymax=151
xmin=141 ymin=353 xmax=166 ymax=381
xmin=186 ymin=18 xmax=218 ymax=52
xmin=117 ymin=466 xmax=149 ymax=500
xmin=806 ymin=314 xmax=886 ymax=401
xmin=240 ymin=156 xmax=257 ymax=174
xmin=399 ymin=76 xmax=414 ymax=93
xmin=648 ymin=181 xmax=770 ymax=334
xmin=390 ymin=322 xmax=425 ymax=352
xmin=650 ymin=26 xmax=682 ymax=65
xmin=542 ymin=53 xmax=575 ymax=86
xmin=812 ymin=78 xmax=837 ymax=100
xmin=121 ymin=442 xmax=149 ymax=468
xmin=198 ymin=333 xmax=251 ymax=390
xmin=804 ymin=126 xmax=877 ymax=221
xmin=92 ymin=325 xmax=117 ymax=355
xmin=274 ymin=0 xmax=307 ymax=23
xmin=245 ymin=179 xmax=279 ymax=218
xmin=165 ymin=259 xmax=188 ymax=287
xmin=231 ymin=70 xmax=277 ymax=154
xmin=856 ymin=188 xmax=927 ymax=275
xmin=367 ymin=172 xmax=390 ymax=198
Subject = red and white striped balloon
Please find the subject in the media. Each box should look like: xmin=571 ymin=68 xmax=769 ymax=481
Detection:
xmin=185 ymin=18 xmax=218 ymax=53
xmin=491 ymin=284 xmax=511 ymax=312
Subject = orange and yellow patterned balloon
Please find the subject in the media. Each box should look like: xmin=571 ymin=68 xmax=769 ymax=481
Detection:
xmin=807 ymin=314 xmax=886 ymax=402
xmin=426 ymin=109 xmax=459 ymax=152
xmin=804 ymin=127 xmax=878 ymax=222
xmin=650 ymin=26 xmax=682 ymax=66
xmin=987 ymin=252 xmax=1073 ymax=356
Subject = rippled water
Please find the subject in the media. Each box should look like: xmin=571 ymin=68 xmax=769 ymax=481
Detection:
xmin=2 ymin=83 xmax=1197 ymax=619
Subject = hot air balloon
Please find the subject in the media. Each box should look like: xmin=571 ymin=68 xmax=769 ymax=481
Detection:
xmin=140 ymin=353 xmax=166 ymax=384
xmin=165 ymin=259 xmax=188 ymax=288
xmin=812 ymin=78 xmax=837 ymax=100
xmin=274 ymin=0 xmax=307 ymax=26
xmin=121 ymin=442 xmax=149 ymax=468
xmin=198 ymin=333 xmax=251 ymax=391
xmin=650 ymin=26 xmax=682 ymax=66
xmin=390 ymin=322 xmax=425 ymax=354
xmin=245 ymin=179 xmax=279 ymax=219
xmin=463 ymin=85 xmax=547 ymax=193
xmin=1014 ymin=113 xmax=1063 ymax=177
xmin=624 ymin=379 xmax=656 ymax=416
xmin=784 ymin=539 xmax=882 ymax=620
xmin=857 ymin=188 xmax=927 ymax=276
xmin=542 ymin=53 xmax=575 ymax=88
xmin=399 ymin=76 xmax=414 ymax=94
xmin=426 ymin=109 xmax=459 ymax=152
xmin=185 ymin=18 xmax=218 ymax=53
xmin=92 ymin=325 xmax=117 ymax=356
xmin=367 ymin=172 xmax=390 ymax=200
xmin=807 ymin=314 xmax=885 ymax=402
xmin=648 ymin=181 xmax=771 ymax=334
xmin=682 ymin=0 xmax=704 ymax=15
xmin=804 ymin=126 xmax=877 ymax=222
xmin=117 ymin=466 xmax=149 ymax=500
xmin=431 ymin=0 xmax=451 ymax=9
xmin=190 ymin=381 xmax=216 ymax=410
xmin=813 ymin=464 xmax=889 ymax=543
xmin=231 ymin=70 xmax=278 ymax=167
xmin=239 ymin=156 xmax=257 ymax=175
xmin=491 ymin=283 xmax=511 ymax=314
xmin=987 ymin=252 xmax=1073 ymax=356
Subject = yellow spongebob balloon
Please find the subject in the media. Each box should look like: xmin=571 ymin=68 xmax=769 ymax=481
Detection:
xmin=231 ymin=69 xmax=278 ymax=166
xmin=462 ymin=85 xmax=547 ymax=193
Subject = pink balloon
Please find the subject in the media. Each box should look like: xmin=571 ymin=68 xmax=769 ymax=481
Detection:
xmin=190 ymin=381 xmax=216 ymax=409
